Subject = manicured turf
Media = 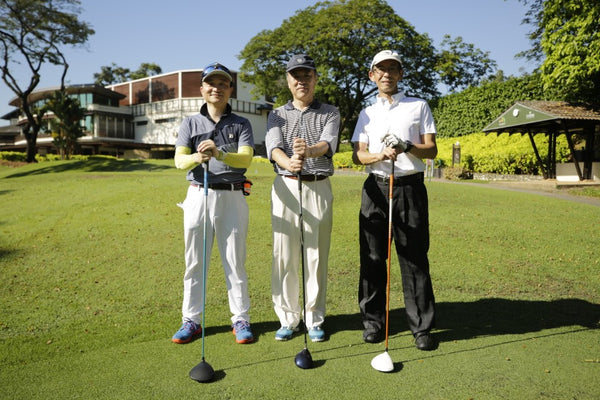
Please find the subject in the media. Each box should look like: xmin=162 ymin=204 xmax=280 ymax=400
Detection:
xmin=1 ymin=159 xmax=598 ymax=399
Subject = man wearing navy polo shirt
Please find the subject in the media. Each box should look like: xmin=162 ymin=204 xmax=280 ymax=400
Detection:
xmin=172 ymin=62 xmax=255 ymax=345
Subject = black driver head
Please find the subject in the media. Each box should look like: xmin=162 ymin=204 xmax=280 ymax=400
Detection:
xmin=189 ymin=360 xmax=215 ymax=383
xmin=294 ymin=348 xmax=313 ymax=369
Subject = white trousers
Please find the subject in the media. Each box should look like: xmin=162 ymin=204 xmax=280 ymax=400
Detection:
xmin=271 ymin=175 xmax=333 ymax=329
xmin=179 ymin=185 xmax=250 ymax=325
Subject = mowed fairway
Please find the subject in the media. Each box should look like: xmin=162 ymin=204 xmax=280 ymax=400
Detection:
xmin=1 ymin=159 xmax=598 ymax=399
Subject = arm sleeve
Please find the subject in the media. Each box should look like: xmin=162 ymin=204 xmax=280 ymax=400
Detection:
xmin=174 ymin=146 xmax=198 ymax=170
xmin=221 ymin=145 xmax=254 ymax=168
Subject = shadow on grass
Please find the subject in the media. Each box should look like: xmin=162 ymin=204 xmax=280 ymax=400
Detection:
xmin=203 ymin=297 xmax=599 ymax=343
xmin=195 ymin=298 xmax=598 ymax=374
xmin=3 ymin=158 xmax=171 ymax=178
xmin=433 ymin=297 xmax=599 ymax=342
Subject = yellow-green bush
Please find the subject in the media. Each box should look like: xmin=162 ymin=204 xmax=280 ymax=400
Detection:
xmin=436 ymin=133 xmax=569 ymax=175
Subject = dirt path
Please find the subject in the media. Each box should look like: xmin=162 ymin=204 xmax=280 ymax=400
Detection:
xmin=435 ymin=178 xmax=600 ymax=207
xmin=335 ymin=169 xmax=600 ymax=207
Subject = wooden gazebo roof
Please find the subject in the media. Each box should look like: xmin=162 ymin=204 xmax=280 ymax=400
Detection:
xmin=483 ymin=101 xmax=600 ymax=180
xmin=483 ymin=101 xmax=600 ymax=134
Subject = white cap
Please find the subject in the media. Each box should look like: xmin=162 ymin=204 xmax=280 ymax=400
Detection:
xmin=370 ymin=50 xmax=403 ymax=70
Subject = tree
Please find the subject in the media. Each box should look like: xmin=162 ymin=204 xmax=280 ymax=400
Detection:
xmin=129 ymin=63 xmax=162 ymax=80
xmin=239 ymin=0 xmax=436 ymax=140
xmin=436 ymin=35 xmax=498 ymax=93
xmin=517 ymin=0 xmax=600 ymax=103
xmin=43 ymin=90 xmax=85 ymax=160
xmin=0 ymin=0 xmax=94 ymax=162
xmin=430 ymin=72 xmax=565 ymax=137
xmin=93 ymin=63 xmax=131 ymax=86
xmin=94 ymin=62 xmax=162 ymax=85
xmin=239 ymin=0 xmax=496 ymax=141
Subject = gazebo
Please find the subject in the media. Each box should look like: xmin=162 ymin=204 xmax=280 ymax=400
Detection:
xmin=483 ymin=101 xmax=600 ymax=181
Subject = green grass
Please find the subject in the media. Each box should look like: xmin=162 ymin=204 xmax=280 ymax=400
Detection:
xmin=1 ymin=159 xmax=599 ymax=399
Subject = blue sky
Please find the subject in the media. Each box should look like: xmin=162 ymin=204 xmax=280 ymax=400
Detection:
xmin=0 ymin=0 xmax=535 ymax=124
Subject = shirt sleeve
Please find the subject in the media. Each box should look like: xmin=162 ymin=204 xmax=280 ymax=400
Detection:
xmin=351 ymin=110 xmax=369 ymax=144
xmin=319 ymin=105 xmax=340 ymax=156
xmin=420 ymin=102 xmax=437 ymax=135
xmin=265 ymin=110 xmax=285 ymax=161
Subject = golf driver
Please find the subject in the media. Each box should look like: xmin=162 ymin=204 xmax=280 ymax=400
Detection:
xmin=294 ymin=174 xmax=314 ymax=369
xmin=371 ymin=161 xmax=395 ymax=373
xmin=189 ymin=163 xmax=216 ymax=383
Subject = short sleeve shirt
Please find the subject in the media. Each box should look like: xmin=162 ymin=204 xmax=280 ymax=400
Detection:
xmin=176 ymin=103 xmax=254 ymax=185
xmin=351 ymin=92 xmax=436 ymax=176
xmin=265 ymin=100 xmax=340 ymax=176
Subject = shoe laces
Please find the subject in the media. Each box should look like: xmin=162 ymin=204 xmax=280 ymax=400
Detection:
xmin=233 ymin=320 xmax=250 ymax=331
xmin=182 ymin=320 xmax=198 ymax=332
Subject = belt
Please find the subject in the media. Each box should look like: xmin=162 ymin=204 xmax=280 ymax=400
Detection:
xmin=282 ymin=174 xmax=328 ymax=182
xmin=370 ymin=172 xmax=424 ymax=186
xmin=190 ymin=182 xmax=243 ymax=191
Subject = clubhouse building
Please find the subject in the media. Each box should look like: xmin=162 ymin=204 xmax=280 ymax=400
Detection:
xmin=0 ymin=69 xmax=271 ymax=158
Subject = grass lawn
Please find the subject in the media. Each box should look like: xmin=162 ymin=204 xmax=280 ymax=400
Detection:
xmin=1 ymin=159 xmax=598 ymax=399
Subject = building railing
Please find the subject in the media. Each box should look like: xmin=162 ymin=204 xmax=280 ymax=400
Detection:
xmin=131 ymin=97 xmax=264 ymax=117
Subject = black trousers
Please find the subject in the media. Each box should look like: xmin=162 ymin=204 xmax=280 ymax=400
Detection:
xmin=358 ymin=173 xmax=435 ymax=337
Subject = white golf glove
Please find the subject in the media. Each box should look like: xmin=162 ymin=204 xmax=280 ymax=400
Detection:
xmin=381 ymin=132 xmax=411 ymax=152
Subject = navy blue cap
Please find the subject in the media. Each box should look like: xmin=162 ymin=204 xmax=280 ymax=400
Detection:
xmin=286 ymin=54 xmax=316 ymax=72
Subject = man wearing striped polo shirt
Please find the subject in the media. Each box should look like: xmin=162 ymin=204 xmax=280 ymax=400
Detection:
xmin=265 ymin=54 xmax=340 ymax=343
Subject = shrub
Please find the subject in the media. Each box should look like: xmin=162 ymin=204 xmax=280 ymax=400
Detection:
xmin=443 ymin=166 xmax=473 ymax=180
xmin=436 ymin=133 xmax=569 ymax=175
xmin=0 ymin=151 xmax=27 ymax=162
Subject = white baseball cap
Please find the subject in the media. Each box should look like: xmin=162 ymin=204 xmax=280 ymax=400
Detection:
xmin=370 ymin=50 xmax=403 ymax=70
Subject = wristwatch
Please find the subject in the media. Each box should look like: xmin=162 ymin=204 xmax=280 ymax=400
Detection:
xmin=404 ymin=140 xmax=413 ymax=153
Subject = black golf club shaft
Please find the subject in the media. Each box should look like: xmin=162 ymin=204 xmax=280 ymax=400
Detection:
xmin=297 ymin=174 xmax=309 ymax=350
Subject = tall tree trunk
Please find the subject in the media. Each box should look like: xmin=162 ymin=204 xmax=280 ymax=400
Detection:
xmin=24 ymin=127 xmax=39 ymax=163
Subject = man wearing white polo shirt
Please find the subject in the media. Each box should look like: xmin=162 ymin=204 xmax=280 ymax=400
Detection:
xmin=352 ymin=50 xmax=438 ymax=351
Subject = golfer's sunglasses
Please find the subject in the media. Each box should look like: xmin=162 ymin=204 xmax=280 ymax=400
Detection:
xmin=202 ymin=63 xmax=232 ymax=79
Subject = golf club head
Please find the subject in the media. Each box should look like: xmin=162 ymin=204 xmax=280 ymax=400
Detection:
xmin=189 ymin=360 xmax=215 ymax=383
xmin=371 ymin=351 xmax=394 ymax=373
xmin=295 ymin=348 xmax=313 ymax=369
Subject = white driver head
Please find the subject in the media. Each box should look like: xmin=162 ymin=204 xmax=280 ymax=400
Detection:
xmin=371 ymin=351 xmax=394 ymax=372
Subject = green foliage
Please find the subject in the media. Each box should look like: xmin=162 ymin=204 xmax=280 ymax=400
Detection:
xmin=436 ymin=35 xmax=497 ymax=93
xmin=334 ymin=131 xmax=570 ymax=176
xmin=0 ymin=151 xmax=26 ymax=162
xmin=442 ymin=165 xmax=473 ymax=180
xmin=239 ymin=0 xmax=438 ymax=140
xmin=517 ymin=0 xmax=600 ymax=103
xmin=43 ymin=90 xmax=86 ymax=160
xmin=94 ymin=62 xmax=163 ymax=85
xmin=539 ymin=0 xmax=600 ymax=102
xmin=238 ymin=0 xmax=493 ymax=142
xmin=430 ymin=73 xmax=565 ymax=137
xmin=436 ymin=133 xmax=570 ymax=175
xmin=332 ymin=150 xmax=360 ymax=170
xmin=0 ymin=0 xmax=94 ymax=162
xmin=337 ymin=142 xmax=353 ymax=153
